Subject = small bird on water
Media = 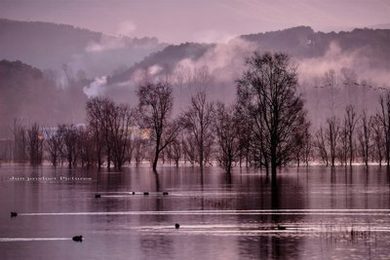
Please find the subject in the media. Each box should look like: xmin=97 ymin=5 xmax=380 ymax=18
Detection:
xmin=175 ymin=223 xmax=180 ymax=229
xmin=72 ymin=235 xmax=83 ymax=242
xmin=10 ymin=212 xmax=17 ymax=218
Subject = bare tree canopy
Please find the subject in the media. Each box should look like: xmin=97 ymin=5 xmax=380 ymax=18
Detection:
xmin=214 ymin=103 xmax=240 ymax=174
xmin=237 ymin=52 xmax=308 ymax=181
xmin=86 ymin=97 xmax=134 ymax=170
xmin=181 ymin=91 xmax=214 ymax=171
xmin=137 ymin=82 xmax=180 ymax=172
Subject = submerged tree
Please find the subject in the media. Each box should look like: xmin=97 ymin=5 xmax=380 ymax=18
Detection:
xmin=378 ymin=92 xmax=390 ymax=167
xmin=86 ymin=97 xmax=110 ymax=169
xmin=137 ymin=82 xmax=180 ymax=172
xmin=58 ymin=124 xmax=79 ymax=169
xmin=345 ymin=105 xmax=358 ymax=166
xmin=214 ymin=103 xmax=240 ymax=174
xmin=12 ymin=119 xmax=27 ymax=162
xmin=181 ymin=91 xmax=215 ymax=171
xmin=237 ymin=52 xmax=308 ymax=181
xmin=370 ymin=115 xmax=384 ymax=166
xmin=314 ymin=127 xmax=329 ymax=166
xmin=26 ymin=123 xmax=44 ymax=165
xmin=325 ymin=116 xmax=340 ymax=167
xmin=109 ymin=104 xmax=133 ymax=170
xmin=357 ymin=111 xmax=370 ymax=167
xmin=45 ymin=127 xmax=64 ymax=167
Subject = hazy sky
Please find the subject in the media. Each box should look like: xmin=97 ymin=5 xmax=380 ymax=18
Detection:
xmin=1 ymin=0 xmax=390 ymax=43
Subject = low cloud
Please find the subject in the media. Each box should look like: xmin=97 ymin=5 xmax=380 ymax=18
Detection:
xmin=83 ymin=76 xmax=107 ymax=97
xmin=85 ymin=36 xmax=127 ymax=53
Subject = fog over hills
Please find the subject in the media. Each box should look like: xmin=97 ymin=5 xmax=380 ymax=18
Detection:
xmin=1 ymin=19 xmax=390 ymax=136
xmin=100 ymin=26 xmax=390 ymax=118
xmin=0 ymin=18 xmax=166 ymax=79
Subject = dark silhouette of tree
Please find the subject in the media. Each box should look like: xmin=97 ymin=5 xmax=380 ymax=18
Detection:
xmin=234 ymin=105 xmax=252 ymax=168
xmin=11 ymin=119 xmax=27 ymax=162
xmin=293 ymin=121 xmax=311 ymax=167
xmin=345 ymin=105 xmax=358 ymax=166
xmin=214 ymin=103 xmax=240 ymax=174
xmin=77 ymin=127 xmax=96 ymax=168
xmin=45 ymin=127 xmax=63 ymax=167
xmin=357 ymin=111 xmax=370 ymax=167
xmin=86 ymin=97 xmax=108 ymax=169
xmin=166 ymin=137 xmax=182 ymax=167
xmin=301 ymin=126 xmax=312 ymax=167
xmin=378 ymin=92 xmax=390 ymax=167
xmin=339 ymin=119 xmax=348 ymax=166
xmin=182 ymin=134 xmax=197 ymax=166
xmin=86 ymin=97 xmax=134 ymax=170
xmin=314 ymin=127 xmax=329 ymax=166
xmin=181 ymin=91 xmax=215 ymax=171
xmin=325 ymin=116 xmax=340 ymax=167
xmin=137 ymin=82 xmax=180 ymax=172
xmin=27 ymin=123 xmax=43 ymax=165
xmin=370 ymin=115 xmax=384 ymax=166
xmin=58 ymin=124 xmax=79 ymax=169
xmin=133 ymin=138 xmax=148 ymax=166
xmin=108 ymin=104 xmax=133 ymax=170
xmin=237 ymin=52 xmax=308 ymax=181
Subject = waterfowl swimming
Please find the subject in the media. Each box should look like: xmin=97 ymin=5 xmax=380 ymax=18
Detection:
xmin=175 ymin=223 xmax=180 ymax=229
xmin=72 ymin=235 xmax=83 ymax=242
xmin=10 ymin=212 xmax=17 ymax=218
xmin=95 ymin=194 xmax=101 ymax=198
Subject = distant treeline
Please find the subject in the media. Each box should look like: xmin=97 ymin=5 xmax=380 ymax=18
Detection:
xmin=3 ymin=52 xmax=390 ymax=180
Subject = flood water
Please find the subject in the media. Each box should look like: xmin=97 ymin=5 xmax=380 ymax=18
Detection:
xmin=1 ymin=164 xmax=390 ymax=259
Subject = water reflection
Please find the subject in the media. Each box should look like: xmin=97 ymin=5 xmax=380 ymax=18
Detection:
xmin=1 ymin=165 xmax=390 ymax=259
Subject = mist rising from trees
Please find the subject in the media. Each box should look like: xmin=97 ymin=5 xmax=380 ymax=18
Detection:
xmin=4 ymin=51 xmax=390 ymax=180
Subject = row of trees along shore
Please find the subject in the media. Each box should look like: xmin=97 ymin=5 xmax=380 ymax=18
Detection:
xmin=6 ymin=52 xmax=390 ymax=181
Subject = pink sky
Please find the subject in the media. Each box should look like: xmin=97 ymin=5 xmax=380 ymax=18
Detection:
xmin=1 ymin=0 xmax=389 ymax=43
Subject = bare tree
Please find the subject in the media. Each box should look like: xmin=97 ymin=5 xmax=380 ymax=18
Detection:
xmin=214 ymin=103 xmax=240 ymax=174
xmin=86 ymin=97 xmax=109 ymax=169
xmin=301 ymin=126 xmax=312 ymax=167
xmin=314 ymin=127 xmax=329 ymax=166
xmin=137 ymin=82 xmax=180 ymax=172
xmin=45 ymin=127 xmax=63 ymax=167
xmin=108 ymin=104 xmax=133 ymax=170
xmin=234 ymin=105 xmax=252 ymax=167
xmin=27 ymin=123 xmax=43 ymax=165
xmin=345 ymin=105 xmax=358 ymax=166
xmin=237 ymin=52 xmax=308 ymax=181
xmin=293 ymin=121 xmax=311 ymax=167
xmin=181 ymin=91 xmax=215 ymax=171
xmin=182 ymin=134 xmax=197 ymax=166
xmin=58 ymin=124 xmax=79 ymax=169
xmin=339 ymin=119 xmax=348 ymax=166
xmin=378 ymin=92 xmax=390 ymax=167
xmin=133 ymin=138 xmax=148 ymax=166
xmin=77 ymin=127 xmax=96 ymax=168
xmin=325 ymin=116 xmax=340 ymax=167
xmin=370 ymin=115 xmax=384 ymax=166
xmin=357 ymin=110 xmax=370 ymax=167
xmin=12 ymin=119 xmax=27 ymax=162
xmin=166 ymin=138 xmax=182 ymax=167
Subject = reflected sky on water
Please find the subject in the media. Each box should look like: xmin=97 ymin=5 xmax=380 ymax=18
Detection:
xmin=1 ymin=165 xmax=390 ymax=259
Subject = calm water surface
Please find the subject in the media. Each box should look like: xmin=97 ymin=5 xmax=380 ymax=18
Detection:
xmin=1 ymin=164 xmax=390 ymax=259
